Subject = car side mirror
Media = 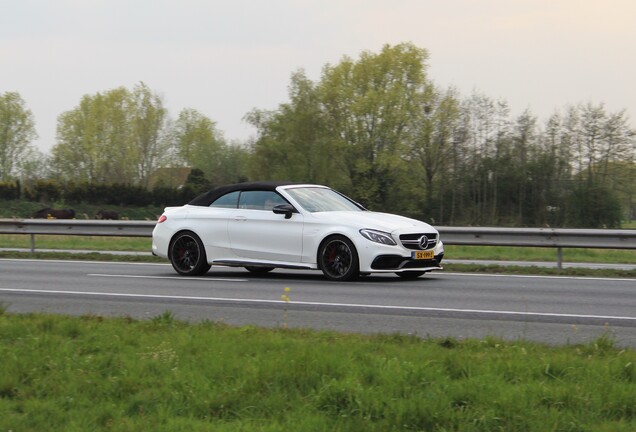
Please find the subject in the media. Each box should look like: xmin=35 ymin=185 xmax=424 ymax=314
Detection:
xmin=272 ymin=204 xmax=296 ymax=219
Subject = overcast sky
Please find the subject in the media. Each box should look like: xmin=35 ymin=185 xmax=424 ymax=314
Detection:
xmin=2 ymin=0 xmax=635 ymax=153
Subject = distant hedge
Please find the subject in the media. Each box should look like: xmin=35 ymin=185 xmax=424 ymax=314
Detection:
xmin=14 ymin=180 xmax=208 ymax=207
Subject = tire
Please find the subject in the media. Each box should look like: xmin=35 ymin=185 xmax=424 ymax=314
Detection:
xmin=395 ymin=271 xmax=426 ymax=279
xmin=318 ymin=235 xmax=359 ymax=281
xmin=169 ymin=231 xmax=211 ymax=276
xmin=245 ymin=266 xmax=275 ymax=274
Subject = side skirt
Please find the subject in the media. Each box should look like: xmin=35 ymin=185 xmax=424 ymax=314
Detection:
xmin=212 ymin=260 xmax=315 ymax=270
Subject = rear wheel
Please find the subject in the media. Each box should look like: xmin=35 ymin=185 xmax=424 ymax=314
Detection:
xmin=318 ymin=235 xmax=359 ymax=281
xmin=169 ymin=231 xmax=211 ymax=276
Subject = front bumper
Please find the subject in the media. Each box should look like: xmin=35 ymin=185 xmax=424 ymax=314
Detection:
xmin=371 ymin=253 xmax=444 ymax=271
xmin=356 ymin=236 xmax=444 ymax=273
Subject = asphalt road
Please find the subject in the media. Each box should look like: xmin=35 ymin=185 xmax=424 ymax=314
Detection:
xmin=2 ymin=258 xmax=636 ymax=347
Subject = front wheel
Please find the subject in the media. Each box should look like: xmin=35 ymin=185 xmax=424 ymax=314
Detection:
xmin=169 ymin=231 xmax=211 ymax=276
xmin=318 ymin=235 xmax=359 ymax=281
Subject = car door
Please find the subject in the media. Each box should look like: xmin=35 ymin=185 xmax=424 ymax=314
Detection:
xmin=228 ymin=190 xmax=304 ymax=262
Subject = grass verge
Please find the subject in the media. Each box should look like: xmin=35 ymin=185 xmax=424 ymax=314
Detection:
xmin=0 ymin=234 xmax=152 ymax=252
xmin=1 ymin=310 xmax=635 ymax=431
xmin=447 ymin=245 xmax=636 ymax=264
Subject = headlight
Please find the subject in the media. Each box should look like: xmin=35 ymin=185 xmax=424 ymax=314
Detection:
xmin=359 ymin=229 xmax=396 ymax=245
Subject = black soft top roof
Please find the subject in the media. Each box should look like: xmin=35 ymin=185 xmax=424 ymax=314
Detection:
xmin=188 ymin=181 xmax=302 ymax=207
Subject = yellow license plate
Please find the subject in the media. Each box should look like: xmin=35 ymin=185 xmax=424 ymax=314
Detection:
xmin=412 ymin=250 xmax=434 ymax=260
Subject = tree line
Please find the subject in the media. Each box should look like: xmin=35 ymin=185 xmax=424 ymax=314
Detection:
xmin=1 ymin=43 xmax=635 ymax=227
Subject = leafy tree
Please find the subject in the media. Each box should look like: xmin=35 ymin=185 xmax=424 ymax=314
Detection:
xmin=444 ymin=92 xmax=505 ymax=224
xmin=130 ymin=82 xmax=169 ymax=187
xmin=98 ymin=88 xmax=138 ymax=183
xmin=51 ymin=88 xmax=136 ymax=183
xmin=613 ymin=162 xmax=636 ymax=220
xmin=562 ymin=103 xmax=634 ymax=185
xmin=540 ymin=112 xmax=573 ymax=224
xmin=407 ymin=85 xmax=461 ymax=221
xmin=566 ymin=182 xmax=622 ymax=228
xmin=216 ymin=143 xmax=250 ymax=185
xmin=50 ymin=83 xmax=170 ymax=186
xmin=318 ymin=43 xmax=430 ymax=209
xmin=552 ymin=103 xmax=636 ymax=226
xmin=245 ymin=70 xmax=346 ymax=187
xmin=509 ymin=110 xmax=538 ymax=223
xmin=184 ymin=168 xmax=208 ymax=189
xmin=18 ymin=148 xmax=50 ymax=182
xmin=0 ymin=92 xmax=38 ymax=180
xmin=171 ymin=108 xmax=246 ymax=186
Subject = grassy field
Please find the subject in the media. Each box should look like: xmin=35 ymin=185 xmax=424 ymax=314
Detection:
xmin=1 ymin=309 xmax=636 ymax=431
xmin=623 ymin=220 xmax=636 ymax=229
xmin=449 ymin=245 xmax=636 ymax=264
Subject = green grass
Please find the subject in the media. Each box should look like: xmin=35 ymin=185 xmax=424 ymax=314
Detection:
xmin=623 ymin=220 xmax=636 ymax=229
xmin=447 ymin=245 xmax=636 ymax=264
xmin=1 ymin=310 xmax=635 ymax=431
xmin=0 ymin=234 xmax=152 ymax=252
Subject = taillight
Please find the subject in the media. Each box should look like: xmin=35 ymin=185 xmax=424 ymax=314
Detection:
xmin=157 ymin=215 xmax=167 ymax=223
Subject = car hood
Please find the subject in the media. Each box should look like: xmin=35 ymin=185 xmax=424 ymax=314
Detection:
xmin=308 ymin=211 xmax=437 ymax=233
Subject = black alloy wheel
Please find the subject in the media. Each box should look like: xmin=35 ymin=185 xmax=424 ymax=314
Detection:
xmin=318 ymin=235 xmax=359 ymax=281
xmin=169 ymin=231 xmax=211 ymax=276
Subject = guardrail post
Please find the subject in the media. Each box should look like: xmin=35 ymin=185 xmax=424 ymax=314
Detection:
xmin=30 ymin=234 xmax=36 ymax=253
xmin=557 ymin=247 xmax=563 ymax=269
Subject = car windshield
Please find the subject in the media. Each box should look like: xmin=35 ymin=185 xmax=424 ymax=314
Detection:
xmin=285 ymin=187 xmax=363 ymax=212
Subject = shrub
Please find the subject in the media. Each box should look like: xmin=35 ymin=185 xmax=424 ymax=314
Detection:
xmin=0 ymin=181 xmax=20 ymax=200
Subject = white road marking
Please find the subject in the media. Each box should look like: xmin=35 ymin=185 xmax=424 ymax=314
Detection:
xmin=1 ymin=287 xmax=635 ymax=323
xmin=88 ymin=273 xmax=248 ymax=282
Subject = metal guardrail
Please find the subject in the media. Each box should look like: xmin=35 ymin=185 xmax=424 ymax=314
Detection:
xmin=436 ymin=226 xmax=636 ymax=268
xmin=0 ymin=219 xmax=155 ymax=237
xmin=437 ymin=226 xmax=636 ymax=249
xmin=1 ymin=219 xmax=635 ymax=268
xmin=0 ymin=219 xmax=155 ymax=253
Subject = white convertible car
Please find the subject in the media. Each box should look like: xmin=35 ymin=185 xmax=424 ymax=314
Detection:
xmin=152 ymin=182 xmax=444 ymax=281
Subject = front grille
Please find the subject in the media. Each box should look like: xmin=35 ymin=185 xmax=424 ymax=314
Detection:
xmin=399 ymin=233 xmax=438 ymax=250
